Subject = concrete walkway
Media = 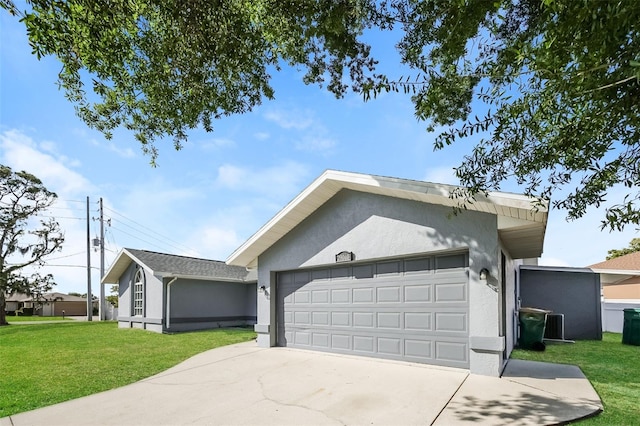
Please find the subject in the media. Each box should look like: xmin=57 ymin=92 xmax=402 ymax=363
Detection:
xmin=1 ymin=342 xmax=602 ymax=425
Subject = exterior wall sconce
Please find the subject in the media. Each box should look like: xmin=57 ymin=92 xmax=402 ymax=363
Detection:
xmin=479 ymin=268 xmax=490 ymax=280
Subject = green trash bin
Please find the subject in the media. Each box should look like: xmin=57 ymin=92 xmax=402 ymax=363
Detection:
xmin=519 ymin=307 xmax=549 ymax=349
xmin=622 ymin=308 xmax=640 ymax=346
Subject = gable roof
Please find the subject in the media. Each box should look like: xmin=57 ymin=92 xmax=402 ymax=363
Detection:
xmin=102 ymin=248 xmax=257 ymax=284
xmin=589 ymin=251 xmax=640 ymax=285
xmin=227 ymin=170 xmax=548 ymax=268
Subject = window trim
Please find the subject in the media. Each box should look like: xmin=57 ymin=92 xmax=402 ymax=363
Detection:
xmin=132 ymin=267 xmax=145 ymax=317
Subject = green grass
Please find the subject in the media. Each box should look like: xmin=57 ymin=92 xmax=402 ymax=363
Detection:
xmin=6 ymin=316 xmax=73 ymax=322
xmin=0 ymin=321 xmax=256 ymax=417
xmin=511 ymin=333 xmax=640 ymax=425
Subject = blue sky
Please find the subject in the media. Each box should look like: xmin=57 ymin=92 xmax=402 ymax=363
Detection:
xmin=1 ymin=11 xmax=638 ymax=295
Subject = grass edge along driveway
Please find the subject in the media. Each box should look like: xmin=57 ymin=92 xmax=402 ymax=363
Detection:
xmin=511 ymin=332 xmax=640 ymax=425
xmin=0 ymin=321 xmax=256 ymax=417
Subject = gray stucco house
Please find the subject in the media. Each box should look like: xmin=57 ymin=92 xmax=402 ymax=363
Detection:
xmin=102 ymin=248 xmax=257 ymax=333
xmin=227 ymin=170 xmax=548 ymax=377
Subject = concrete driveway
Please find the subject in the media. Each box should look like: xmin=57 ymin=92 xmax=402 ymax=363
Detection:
xmin=1 ymin=342 xmax=601 ymax=425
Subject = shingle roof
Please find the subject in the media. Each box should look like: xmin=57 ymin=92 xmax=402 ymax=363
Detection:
xmin=127 ymin=249 xmax=255 ymax=281
xmin=589 ymin=250 xmax=640 ymax=271
xmin=102 ymin=248 xmax=256 ymax=284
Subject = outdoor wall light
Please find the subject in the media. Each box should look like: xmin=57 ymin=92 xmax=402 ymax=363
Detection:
xmin=479 ymin=268 xmax=490 ymax=280
xmin=259 ymin=285 xmax=266 ymax=291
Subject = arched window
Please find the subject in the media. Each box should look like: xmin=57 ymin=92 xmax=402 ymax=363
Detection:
xmin=133 ymin=268 xmax=144 ymax=316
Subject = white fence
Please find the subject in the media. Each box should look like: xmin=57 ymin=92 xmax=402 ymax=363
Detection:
xmin=602 ymin=299 xmax=640 ymax=333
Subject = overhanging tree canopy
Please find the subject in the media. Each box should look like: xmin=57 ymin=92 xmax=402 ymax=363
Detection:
xmin=2 ymin=0 xmax=639 ymax=230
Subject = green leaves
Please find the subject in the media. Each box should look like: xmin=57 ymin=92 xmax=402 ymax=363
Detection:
xmin=3 ymin=0 xmax=378 ymax=165
xmin=2 ymin=0 xmax=639 ymax=229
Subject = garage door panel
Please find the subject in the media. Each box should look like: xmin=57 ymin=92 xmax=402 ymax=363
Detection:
xmin=435 ymin=312 xmax=468 ymax=333
xmin=352 ymin=287 xmax=374 ymax=303
xmin=331 ymin=289 xmax=350 ymax=303
xmin=436 ymin=341 xmax=468 ymax=363
xmin=404 ymin=285 xmax=431 ymax=302
xmin=331 ymin=311 xmax=350 ymax=326
xmin=435 ymin=283 xmax=467 ymax=302
xmin=405 ymin=312 xmax=432 ymax=330
xmin=405 ymin=339 xmax=432 ymax=358
xmin=377 ymin=286 xmax=401 ymax=302
xmin=353 ymin=312 xmax=375 ymax=327
xmin=353 ymin=335 xmax=375 ymax=352
xmin=277 ymin=253 xmax=469 ymax=369
xmin=331 ymin=334 xmax=351 ymax=350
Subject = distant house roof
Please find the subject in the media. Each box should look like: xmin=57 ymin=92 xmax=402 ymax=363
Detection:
xmin=102 ymin=248 xmax=257 ymax=284
xmin=227 ymin=170 xmax=549 ymax=268
xmin=4 ymin=292 xmax=29 ymax=302
xmin=21 ymin=292 xmax=87 ymax=302
xmin=589 ymin=251 xmax=640 ymax=285
xmin=4 ymin=292 xmax=87 ymax=302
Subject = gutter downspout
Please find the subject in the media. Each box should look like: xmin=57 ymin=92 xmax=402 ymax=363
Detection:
xmin=165 ymin=277 xmax=178 ymax=330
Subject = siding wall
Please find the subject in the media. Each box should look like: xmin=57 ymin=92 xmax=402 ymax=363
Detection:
xmin=166 ymin=279 xmax=256 ymax=332
xmin=519 ymin=266 xmax=602 ymax=340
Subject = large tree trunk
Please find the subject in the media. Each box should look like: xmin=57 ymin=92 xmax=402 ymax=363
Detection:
xmin=0 ymin=292 xmax=7 ymax=326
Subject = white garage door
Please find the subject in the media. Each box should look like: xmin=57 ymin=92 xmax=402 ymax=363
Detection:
xmin=276 ymin=252 xmax=469 ymax=369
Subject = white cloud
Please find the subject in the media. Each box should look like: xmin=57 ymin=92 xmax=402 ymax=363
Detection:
xmin=0 ymin=129 xmax=96 ymax=196
xmin=264 ymin=108 xmax=314 ymax=130
xmin=254 ymin=132 xmax=270 ymax=141
xmin=200 ymin=137 xmax=236 ymax=150
xmin=423 ymin=166 xmax=458 ymax=185
xmin=89 ymin=138 xmax=136 ymax=158
xmin=214 ymin=162 xmax=310 ymax=200
xmin=295 ymin=133 xmax=337 ymax=153
xmin=187 ymin=225 xmax=244 ymax=261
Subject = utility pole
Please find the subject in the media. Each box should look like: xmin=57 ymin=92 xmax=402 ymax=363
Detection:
xmin=99 ymin=197 xmax=105 ymax=321
xmin=86 ymin=196 xmax=92 ymax=321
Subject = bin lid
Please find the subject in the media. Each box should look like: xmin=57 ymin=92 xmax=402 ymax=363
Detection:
xmin=519 ymin=307 xmax=551 ymax=314
xmin=623 ymin=308 xmax=640 ymax=312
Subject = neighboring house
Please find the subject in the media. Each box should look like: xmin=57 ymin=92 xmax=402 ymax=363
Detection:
xmin=4 ymin=292 xmax=28 ymax=315
xmin=102 ymin=248 xmax=257 ymax=333
xmin=32 ymin=292 xmax=88 ymax=316
xmin=227 ymin=170 xmax=548 ymax=377
xmin=589 ymin=251 xmax=640 ymax=333
xmin=3 ymin=292 xmax=87 ymax=316
xmin=589 ymin=251 xmax=640 ymax=299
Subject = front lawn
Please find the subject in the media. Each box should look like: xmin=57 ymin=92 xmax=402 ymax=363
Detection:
xmin=0 ymin=321 xmax=256 ymax=417
xmin=511 ymin=332 xmax=640 ymax=425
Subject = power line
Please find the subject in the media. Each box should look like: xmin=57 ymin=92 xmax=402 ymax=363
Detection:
xmin=109 ymin=224 xmax=183 ymax=253
xmin=108 ymin=217 xmax=192 ymax=254
xmin=45 ymin=251 xmax=86 ymax=261
xmin=35 ymin=215 xmax=85 ymax=221
xmin=104 ymin=206 xmax=197 ymax=253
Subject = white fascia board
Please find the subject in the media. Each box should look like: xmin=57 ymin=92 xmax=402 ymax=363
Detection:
xmin=591 ymin=268 xmax=640 ymax=276
xmin=159 ymin=273 xmax=252 ymax=284
xmin=101 ymin=248 xmax=134 ymax=284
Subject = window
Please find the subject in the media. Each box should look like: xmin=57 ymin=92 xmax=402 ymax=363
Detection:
xmin=133 ymin=268 xmax=144 ymax=316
